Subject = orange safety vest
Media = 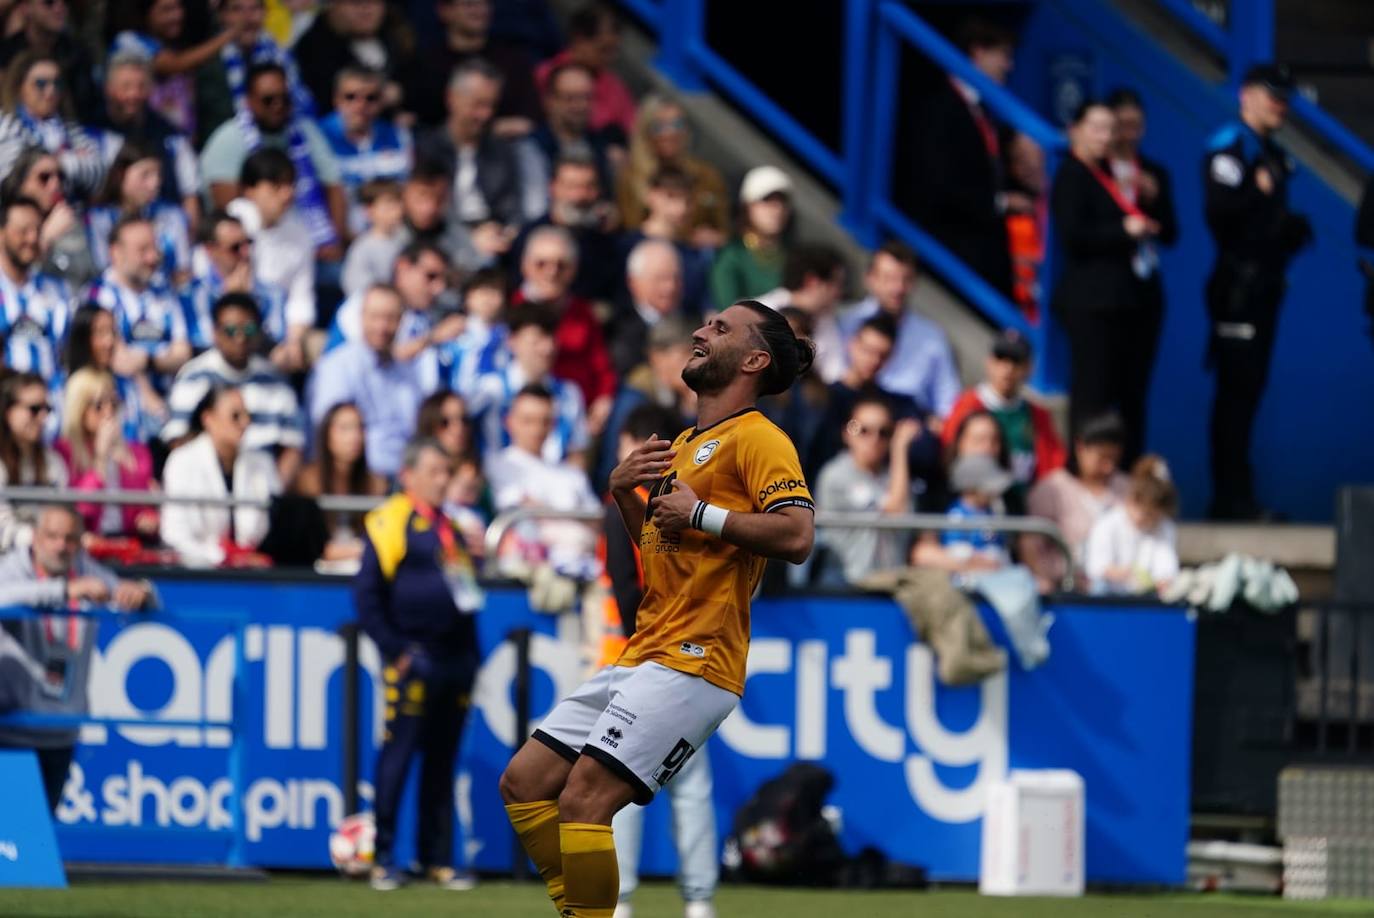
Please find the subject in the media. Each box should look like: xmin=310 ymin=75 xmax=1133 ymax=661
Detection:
xmin=1006 ymin=212 xmax=1044 ymax=325
xmin=596 ymin=487 xmax=647 ymax=669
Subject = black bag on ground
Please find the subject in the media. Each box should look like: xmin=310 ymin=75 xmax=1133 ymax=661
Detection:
xmin=723 ymin=763 xmax=846 ymax=886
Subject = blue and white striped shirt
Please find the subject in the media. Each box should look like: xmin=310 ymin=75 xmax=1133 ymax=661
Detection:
xmin=87 ymin=269 xmax=188 ymax=359
xmin=161 ymin=350 xmax=305 ymax=451
xmin=0 ymin=266 xmax=73 ymax=381
xmin=86 ymin=203 xmax=192 ymax=284
xmin=436 ymin=319 xmax=509 ymax=399
xmin=179 ymin=252 xmax=290 ymax=350
xmin=316 ymin=114 xmax=412 ymax=236
xmin=469 ymin=363 xmax=588 ymax=465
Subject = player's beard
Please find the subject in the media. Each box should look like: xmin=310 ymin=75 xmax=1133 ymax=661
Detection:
xmin=681 ymin=342 xmax=737 ymax=394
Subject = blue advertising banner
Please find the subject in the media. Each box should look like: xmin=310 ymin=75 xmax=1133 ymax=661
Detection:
xmin=49 ymin=578 xmax=1193 ymax=884
xmin=0 ymin=750 xmax=67 ymax=888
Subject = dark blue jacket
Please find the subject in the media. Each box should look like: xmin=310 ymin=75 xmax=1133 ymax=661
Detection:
xmin=354 ymin=494 xmax=481 ymax=663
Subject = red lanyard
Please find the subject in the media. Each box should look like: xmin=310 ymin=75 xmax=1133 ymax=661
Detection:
xmin=33 ymin=563 xmax=79 ymax=651
xmin=951 ymin=77 xmax=999 ymax=160
xmin=408 ymin=493 xmax=458 ymax=559
xmin=1078 ymin=154 xmax=1146 ymax=219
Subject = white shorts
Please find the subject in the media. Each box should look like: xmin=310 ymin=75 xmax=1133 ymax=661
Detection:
xmin=532 ymin=662 xmax=739 ymax=804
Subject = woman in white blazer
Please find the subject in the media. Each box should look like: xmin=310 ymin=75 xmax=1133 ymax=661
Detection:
xmin=160 ymin=386 xmax=280 ymax=567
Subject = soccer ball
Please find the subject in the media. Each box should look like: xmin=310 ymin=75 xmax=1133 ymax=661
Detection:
xmin=329 ymin=812 xmax=376 ymax=877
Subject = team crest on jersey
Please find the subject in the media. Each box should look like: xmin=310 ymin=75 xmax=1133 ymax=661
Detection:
xmin=693 ymin=440 xmax=721 ymax=465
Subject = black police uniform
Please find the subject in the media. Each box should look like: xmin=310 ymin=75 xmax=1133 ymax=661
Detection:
xmin=1201 ymin=105 xmax=1312 ymax=518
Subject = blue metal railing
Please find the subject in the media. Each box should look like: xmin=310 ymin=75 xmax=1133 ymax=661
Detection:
xmin=0 ymin=605 xmax=250 ymax=867
xmin=624 ymin=0 xmax=1067 ymax=391
xmin=1152 ymin=0 xmax=1374 ymax=173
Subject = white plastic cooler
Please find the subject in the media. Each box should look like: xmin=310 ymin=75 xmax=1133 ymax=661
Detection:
xmin=979 ymin=769 xmax=1086 ymax=897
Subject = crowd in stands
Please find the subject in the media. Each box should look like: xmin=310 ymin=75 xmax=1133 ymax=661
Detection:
xmin=0 ymin=0 xmax=1179 ymax=598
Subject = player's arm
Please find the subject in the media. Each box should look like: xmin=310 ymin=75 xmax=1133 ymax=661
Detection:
xmin=653 ymin=480 xmax=815 ymax=565
xmin=608 ymin=434 xmax=676 ymax=548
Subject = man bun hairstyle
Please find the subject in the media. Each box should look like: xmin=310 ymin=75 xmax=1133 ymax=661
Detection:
xmin=735 ymin=299 xmax=815 ymax=396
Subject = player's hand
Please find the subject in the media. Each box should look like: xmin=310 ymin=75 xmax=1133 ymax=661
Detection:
xmin=651 ymin=479 xmax=698 ymax=534
xmin=609 ymin=434 xmax=675 ymax=493
xmin=1255 ymin=166 xmax=1275 ymax=195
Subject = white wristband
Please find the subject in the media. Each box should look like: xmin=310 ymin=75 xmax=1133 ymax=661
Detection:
xmin=692 ymin=500 xmax=729 ymax=537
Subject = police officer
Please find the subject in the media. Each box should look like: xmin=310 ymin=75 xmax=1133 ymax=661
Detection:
xmin=355 ymin=438 xmax=482 ymax=891
xmin=1202 ymin=64 xmax=1312 ymax=520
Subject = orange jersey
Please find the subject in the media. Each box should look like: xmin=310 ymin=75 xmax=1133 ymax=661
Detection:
xmin=615 ymin=408 xmax=813 ymax=695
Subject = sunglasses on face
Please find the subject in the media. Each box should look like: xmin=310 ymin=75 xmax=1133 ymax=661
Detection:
xmin=17 ymin=401 xmax=50 ymax=417
xmin=30 ymin=77 xmax=62 ymax=93
xmin=219 ymin=322 xmax=260 ymax=339
xmin=341 ymin=91 xmax=381 ymax=104
xmin=650 ymin=117 xmax=687 ymax=136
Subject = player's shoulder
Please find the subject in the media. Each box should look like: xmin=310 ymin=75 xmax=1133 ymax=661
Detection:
xmin=735 ymin=408 xmax=799 ymax=450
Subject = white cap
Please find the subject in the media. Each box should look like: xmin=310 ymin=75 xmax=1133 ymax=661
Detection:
xmin=739 ymin=165 xmax=793 ymax=203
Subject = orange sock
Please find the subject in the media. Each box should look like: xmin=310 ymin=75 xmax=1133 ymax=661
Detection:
xmin=505 ymin=799 xmax=565 ymax=913
xmin=559 ymin=822 xmax=619 ymax=917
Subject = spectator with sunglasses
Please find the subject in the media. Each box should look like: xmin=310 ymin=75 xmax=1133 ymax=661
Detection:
xmin=325 ymin=239 xmax=462 ymax=389
xmin=0 ymin=51 xmax=105 ymax=203
xmin=54 ymin=367 xmax=159 ymax=540
xmin=0 ymin=0 xmax=101 ymax=123
xmin=814 ymin=395 xmax=921 ymax=585
xmin=160 ymin=292 xmax=306 ymax=487
xmin=616 ymin=94 xmax=727 ymax=248
xmin=161 ymin=383 xmax=280 ymax=567
xmin=201 ymin=62 xmax=345 ymax=254
xmin=0 ymin=371 xmax=67 ymax=551
xmin=317 ymin=66 xmax=413 ymax=238
xmin=180 ymin=209 xmax=288 ymax=358
xmin=0 ymin=147 xmax=96 ymax=289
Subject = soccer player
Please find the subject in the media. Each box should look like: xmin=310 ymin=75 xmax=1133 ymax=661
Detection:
xmin=500 ymin=300 xmax=817 ymax=918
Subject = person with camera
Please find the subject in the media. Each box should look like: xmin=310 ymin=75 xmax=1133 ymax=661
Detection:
xmin=1202 ymin=64 xmax=1313 ymax=520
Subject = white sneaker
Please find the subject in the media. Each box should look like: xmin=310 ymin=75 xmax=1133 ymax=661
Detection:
xmin=684 ymin=901 xmax=716 ymax=918
xmin=613 ymin=902 xmax=634 ymax=918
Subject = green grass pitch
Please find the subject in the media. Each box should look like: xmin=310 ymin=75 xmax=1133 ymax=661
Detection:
xmin=0 ymin=877 xmax=1371 ymax=917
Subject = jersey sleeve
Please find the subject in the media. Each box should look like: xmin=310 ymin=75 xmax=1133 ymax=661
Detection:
xmin=737 ymin=421 xmax=814 ymax=514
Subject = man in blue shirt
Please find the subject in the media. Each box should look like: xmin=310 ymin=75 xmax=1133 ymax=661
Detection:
xmin=317 ymin=65 xmax=413 ymax=238
xmin=309 ymin=284 xmax=431 ymax=478
xmin=838 ymin=241 xmax=961 ymax=419
xmin=354 ymin=438 xmax=482 ymax=890
xmin=180 ymin=210 xmax=289 ymax=355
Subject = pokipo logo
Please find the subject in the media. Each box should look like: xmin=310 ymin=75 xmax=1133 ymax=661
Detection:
xmin=758 ymin=479 xmax=806 ymax=503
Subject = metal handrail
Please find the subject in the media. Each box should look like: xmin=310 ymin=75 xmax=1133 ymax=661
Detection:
xmin=0 ymin=485 xmax=385 ymax=513
xmin=4 ymin=488 xmax=1077 ymax=588
xmin=482 ymin=507 xmax=1076 ymax=588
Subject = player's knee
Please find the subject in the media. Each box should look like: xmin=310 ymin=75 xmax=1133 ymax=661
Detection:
xmin=498 ymin=766 xmax=522 ymax=805
xmin=558 ymin=761 xmax=631 ymax=824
